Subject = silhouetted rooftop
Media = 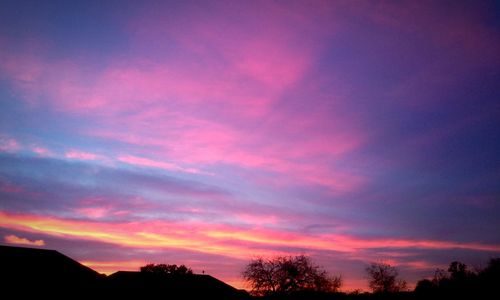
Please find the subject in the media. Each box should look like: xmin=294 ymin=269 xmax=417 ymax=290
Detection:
xmin=107 ymin=270 xmax=249 ymax=298
xmin=0 ymin=245 xmax=249 ymax=299
xmin=0 ymin=245 xmax=105 ymax=296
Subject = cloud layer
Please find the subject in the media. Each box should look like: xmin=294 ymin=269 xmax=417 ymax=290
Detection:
xmin=1 ymin=0 xmax=500 ymax=291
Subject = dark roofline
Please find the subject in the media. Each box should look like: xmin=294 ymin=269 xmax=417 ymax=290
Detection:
xmin=109 ymin=271 xmax=218 ymax=279
xmin=1 ymin=244 xmax=60 ymax=253
xmin=0 ymin=245 xmax=102 ymax=276
xmin=1 ymin=245 xmax=243 ymax=293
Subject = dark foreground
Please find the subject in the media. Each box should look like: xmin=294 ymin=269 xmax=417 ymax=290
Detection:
xmin=1 ymin=245 xmax=498 ymax=299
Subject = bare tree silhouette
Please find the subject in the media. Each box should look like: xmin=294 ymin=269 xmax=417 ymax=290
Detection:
xmin=365 ymin=262 xmax=407 ymax=293
xmin=242 ymin=255 xmax=341 ymax=296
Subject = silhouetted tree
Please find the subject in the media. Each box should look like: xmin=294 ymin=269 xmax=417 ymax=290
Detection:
xmin=448 ymin=261 xmax=471 ymax=281
xmin=479 ymin=258 xmax=500 ymax=296
xmin=414 ymin=257 xmax=500 ymax=297
xmin=365 ymin=262 xmax=407 ymax=293
xmin=242 ymin=255 xmax=341 ymax=296
xmin=480 ymin=257 xmax=500 ymax=280
xmin=415 ymin=268 xmax=451 ymax=294
xmin=414 ymin=278 xmax=434 ymax=294
xmin=140 ymin=263 xmax=193 ymax=276
xmin=432 ymin=268 xmax=448 ymax=285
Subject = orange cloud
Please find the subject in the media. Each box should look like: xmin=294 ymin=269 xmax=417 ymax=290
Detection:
xmin=2 ymin=210 xmax=499 ymax=292
xmin=4 ymin=234 xmax=45 ymax=246
xmin=1 ymin=211 xmax=499 ymax=259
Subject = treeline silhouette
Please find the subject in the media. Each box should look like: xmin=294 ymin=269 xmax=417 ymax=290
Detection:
xmin=414 ymin=259 xmax=500 ymax=298
xmin=1 ymin=245 xmax=499 ymax=299
xmin=244 ymin=256 xmax=500 ymax=300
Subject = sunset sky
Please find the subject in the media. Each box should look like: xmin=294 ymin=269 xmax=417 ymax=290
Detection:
xmin=1 ymin=0 xmax=500 ymax=291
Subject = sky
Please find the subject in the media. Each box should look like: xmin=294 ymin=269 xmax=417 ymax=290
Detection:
xmin=1 ymin=0 xmax=500 ymax=291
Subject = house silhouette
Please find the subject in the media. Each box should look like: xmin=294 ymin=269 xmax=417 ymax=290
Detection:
xmin=1 ymin=245 xmax=104 ymax=296
xmin=0 ymin=245 xmax=249 ymax=299
xmin=107 ymin=270 xmax=249 ymax=299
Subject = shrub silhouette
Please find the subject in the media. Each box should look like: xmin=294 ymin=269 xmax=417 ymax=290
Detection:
xmin=414 ymin=278 xmax=434 ymax=294
xmin=140 ymin=263 xmax=193 ymax=276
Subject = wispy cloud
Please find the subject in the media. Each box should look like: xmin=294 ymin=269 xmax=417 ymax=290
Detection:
xmin=0 ymin=136 xmax=21 ymax=153
xmin=2 ymin=211 xmax=499 ymax=259
xmin=65 ymin=150 xmax=99 ymax=160
xmin=1 ymin=0 xmax=500 ymax=291
xmin=118 ymin=154 xmax=203 ymax=174
xmin=31 ymin=146 xmax=53 ymax=157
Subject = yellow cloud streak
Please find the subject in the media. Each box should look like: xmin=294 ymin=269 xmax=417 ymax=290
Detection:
xmin=1 ymin=211 xmax=499 ymax=261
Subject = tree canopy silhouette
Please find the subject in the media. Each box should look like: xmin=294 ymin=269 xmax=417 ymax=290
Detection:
xmin=140 ymin=263 xmax=193 ymax=276
xmin=242 ymin=255 xmax=341 ymax=296
xmin=365 ymin=262 xmax=407 ymax=293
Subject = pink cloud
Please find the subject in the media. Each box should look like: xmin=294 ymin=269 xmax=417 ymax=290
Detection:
xmin=89 ymin=107 xmax=364 ymax=191
xmin=1 ymin=1 xmax=499 ymax=292
xmin=118 ymin=154 xmax=203 ymax=174
xmin=2 ymin=211 xmax=499 ymax=259
xmin=65 ymin=150 xmax=98 ymax=160
xmin=129 ymin=1 xmax=331 ymax=91
xmin=0 ymin=180 xmax=45 ymax=200
xmin=74 ymin=207 xmax=110 ymax=219
xmin=71 ymin=197 xmax=137 ymax=220
xmin=0 ymin=136 xmax=21 ymax=152
xmin=0 ymin=40 xmax=44 ymax=85
xmin=2 ymin=210 xmax=499 ymax=290
xmin=2 ymin=2 xmax=495 ymax=206
xmin=4 ymin=234 xmax=45 ymax=246
xmin=32 ymin=146 xmax=52 ymax=157
xmin=0 ymin=181 xmax=25 ymax=194
xmin=0 ymin=2 xmax=367 ymax=193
